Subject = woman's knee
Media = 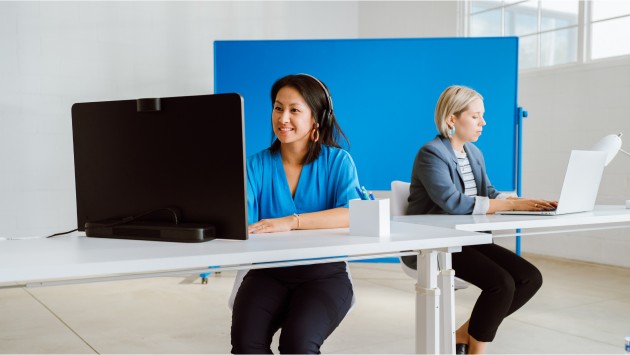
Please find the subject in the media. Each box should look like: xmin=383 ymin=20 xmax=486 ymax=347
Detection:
xmin=278 ymin=338 xmax=321 ymax=355
xmin=486 ymin=270 xmax=516 ymax=296
xmin=521 ymin=265 xmax=543 ymax=293
xmin=277 ymin=317 xmax=328 ymax=354
xmin=231 ymin=328 xmax=272 ymax=354
xmin=231 ymin=312 xmax=273 ymax=354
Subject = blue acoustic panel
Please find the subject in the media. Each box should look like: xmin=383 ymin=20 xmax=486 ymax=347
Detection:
xmin=215 ymin=38 xmax=518 ymax=191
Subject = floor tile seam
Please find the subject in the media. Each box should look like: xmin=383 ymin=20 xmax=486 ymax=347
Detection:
xmin=452 ymin=303 xmax=474 ymax=310
xmin=18 ymin=284 xmax=100 ymax=355
xmin=526 ymin=252 xmax=630 ymax=273
xmin=515 ymin=294 xmax=630 ymax=319
xmin=360 ymin=278 xmax=416 ymax=295
xmin=329 ymin=335 xmax=415 ymax=354
xmin=541 ymin=278 xmax=630 ymax=296
xmin=506 ymin=316 xmax=620 ymax=348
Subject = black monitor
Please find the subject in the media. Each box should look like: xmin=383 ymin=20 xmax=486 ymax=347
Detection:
xmin=71 ymin=94 xmax=248 ymax=242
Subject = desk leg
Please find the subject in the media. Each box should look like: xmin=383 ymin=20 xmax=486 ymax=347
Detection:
xmin=416 ymin=249 xmax=441 ymax=355
xmin=438 ymin=252 xmax=455 ymax=355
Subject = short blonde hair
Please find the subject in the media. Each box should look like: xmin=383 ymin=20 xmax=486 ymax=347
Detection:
xmin=434 ymin=86 xmax=483 ymax=138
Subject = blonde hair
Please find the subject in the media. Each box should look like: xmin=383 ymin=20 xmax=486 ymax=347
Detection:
xmin=434 ymin=86 xmax=483 ymax=138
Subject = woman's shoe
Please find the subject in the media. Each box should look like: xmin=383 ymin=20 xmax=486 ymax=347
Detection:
xmin=456 ymin=343 xmax=468 ymax=354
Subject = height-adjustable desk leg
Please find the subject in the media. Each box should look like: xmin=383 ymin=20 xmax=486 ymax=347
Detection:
xmin=438 ymin=251 xmax=456 ymax=354
xmin=416 ymin=249 xmax=441 ymax=354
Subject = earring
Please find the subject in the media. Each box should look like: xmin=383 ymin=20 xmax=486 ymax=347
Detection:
xmin=451 ymin=126 xmax=456 ymax=135
xmin=310 ymin=124 xmax=319 ymax=142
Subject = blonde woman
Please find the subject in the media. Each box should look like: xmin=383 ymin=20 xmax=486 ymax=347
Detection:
xmin=404 ymin=86 xmax=555 ymax=354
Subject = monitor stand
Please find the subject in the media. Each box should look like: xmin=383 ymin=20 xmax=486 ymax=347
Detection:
xmin=85 ymin=220 xmax=215 ymax=243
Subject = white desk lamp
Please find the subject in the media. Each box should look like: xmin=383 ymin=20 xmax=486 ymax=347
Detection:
xmin=590 ymin=133 xmax=630 ymax=208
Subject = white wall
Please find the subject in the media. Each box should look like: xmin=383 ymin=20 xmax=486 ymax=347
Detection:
xmin=358 ymin=1 xmax=459 ymax=38
xmin=493 ymin=58 xmax=630 ymax=268
xmin=0 ymin=1 xmax=359 ymax=239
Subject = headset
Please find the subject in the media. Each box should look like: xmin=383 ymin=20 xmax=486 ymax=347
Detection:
xmin=298 ymin=73 xmax=334 ymax=127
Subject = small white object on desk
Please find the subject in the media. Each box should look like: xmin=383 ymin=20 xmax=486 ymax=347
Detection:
xmin=626 ymin=200 xmax=630 ymax=209
xmin=350 ymin=198 xmax=390 ymax=237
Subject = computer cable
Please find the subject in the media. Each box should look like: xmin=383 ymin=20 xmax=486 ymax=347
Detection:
xmin=45 ymin=207 xmax=179 ymax=239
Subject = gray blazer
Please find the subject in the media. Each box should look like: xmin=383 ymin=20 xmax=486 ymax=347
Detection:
xmin=407 ymin=135 xmax=500 ymax=215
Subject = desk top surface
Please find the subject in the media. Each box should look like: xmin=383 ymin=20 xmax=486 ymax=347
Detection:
xmin=0 ymin=221 xmax=490 ymax=283
xmin=393 ymin=205 xmax=630 ymax=231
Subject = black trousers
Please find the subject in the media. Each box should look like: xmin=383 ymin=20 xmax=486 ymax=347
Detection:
xmin=231 ymin=262 xmax=353 ymax=354
xmin=452 ymin=243 xmax=543 ymax=342
xmin=402 ymin=243 xmax=542 ymax=342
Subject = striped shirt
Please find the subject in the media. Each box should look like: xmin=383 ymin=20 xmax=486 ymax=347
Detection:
xmin=454 ymin=149 xmax=477 ymax=197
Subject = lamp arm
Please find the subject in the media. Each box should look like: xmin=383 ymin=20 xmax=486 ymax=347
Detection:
xmin=620 ymin=148 xmax=630 ymax=157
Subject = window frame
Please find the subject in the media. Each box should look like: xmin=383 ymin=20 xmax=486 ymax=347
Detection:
xmin=461 ymin=0 xmax=630 ymax=72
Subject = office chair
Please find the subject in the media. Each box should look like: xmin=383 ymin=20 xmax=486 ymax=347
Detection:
xmin=391 ymin=180 xmax=470 ymax=290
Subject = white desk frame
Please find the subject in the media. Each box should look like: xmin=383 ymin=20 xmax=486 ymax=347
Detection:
xmin=394 ymin=205 xmax=630 ymax=353
xmin=0 ymin=221 xmax=492 ymax=355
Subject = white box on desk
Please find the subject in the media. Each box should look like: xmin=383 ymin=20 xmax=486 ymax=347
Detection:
xmin=349 ymin=198 xmax=390 ymax=237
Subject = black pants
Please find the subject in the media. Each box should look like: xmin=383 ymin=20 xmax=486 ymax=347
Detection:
xmin=402 ymin=243 xmax=542 ymax=342
xmin=452 ymin=243 xmax=543 ymax=342
xmin=231 ymin=262 xmax=353 ymax=354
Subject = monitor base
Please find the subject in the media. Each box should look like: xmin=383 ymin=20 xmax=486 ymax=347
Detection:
xmin=85 ymin=220 xmax=215 ymax=243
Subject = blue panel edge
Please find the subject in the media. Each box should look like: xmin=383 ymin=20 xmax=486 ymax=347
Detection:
xmin=349 ymin=257 xmax=400 ymax=263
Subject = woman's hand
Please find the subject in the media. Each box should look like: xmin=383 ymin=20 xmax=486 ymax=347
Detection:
xmin=248 ymin=215 xmax=298 ymax=234
xmin=511 ymin=198 xmax=558 ymax=211
xmin=488 ymin=198 xmax=558 ymax=214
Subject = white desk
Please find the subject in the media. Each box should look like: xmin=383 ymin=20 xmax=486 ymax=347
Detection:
xmin=0 ymin=221 xmax=492 ymax=355
xmin=393 ymin=205 xmax=630 ymax=233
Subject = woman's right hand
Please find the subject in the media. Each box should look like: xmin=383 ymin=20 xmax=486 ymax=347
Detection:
xmin=511 ymin=198 xmax=558 ymax=211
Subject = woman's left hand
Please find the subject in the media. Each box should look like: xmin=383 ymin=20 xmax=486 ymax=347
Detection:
xmin=248 ymin=216 xmax=298 ymax=234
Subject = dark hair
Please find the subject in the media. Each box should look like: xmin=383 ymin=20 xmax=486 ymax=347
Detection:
xmin=268 ymin=75 xmax=349 ymax=165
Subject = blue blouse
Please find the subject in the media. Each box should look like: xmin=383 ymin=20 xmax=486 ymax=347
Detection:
xmin=247 ymin=145 xmax=362 ymax=225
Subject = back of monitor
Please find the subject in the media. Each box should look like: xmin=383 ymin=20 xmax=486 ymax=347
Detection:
xmin=72 ymin=93 xmax=248 ymax=241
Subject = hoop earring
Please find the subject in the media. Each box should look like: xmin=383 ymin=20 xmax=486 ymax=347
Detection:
xmin=451 ymin=126 xmax=456 ymax=135
xmin=310 ymin=125 xmax=320 ymax=142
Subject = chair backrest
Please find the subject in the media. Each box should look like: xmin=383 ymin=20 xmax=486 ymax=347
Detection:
xmin=391 ymin=181 xmax=411 ymax=217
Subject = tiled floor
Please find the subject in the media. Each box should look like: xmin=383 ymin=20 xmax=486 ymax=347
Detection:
xmin=1 ymin=253 xmax=629 ymax=354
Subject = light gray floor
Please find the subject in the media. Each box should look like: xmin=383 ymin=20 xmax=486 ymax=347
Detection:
xmin=1 ymin=253 xmax=628 ymax=354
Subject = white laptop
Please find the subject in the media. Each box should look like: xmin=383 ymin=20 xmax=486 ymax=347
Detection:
xmin=496 ymin=150 xmax=607 ymax=216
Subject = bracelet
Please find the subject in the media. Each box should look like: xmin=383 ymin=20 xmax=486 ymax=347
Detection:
xmin=293 ymin=213 xmax=300 ymax=229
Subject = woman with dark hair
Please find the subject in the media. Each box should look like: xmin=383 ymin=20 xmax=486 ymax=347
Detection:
xmin=230 ymin=74 xmax=362 ymax=354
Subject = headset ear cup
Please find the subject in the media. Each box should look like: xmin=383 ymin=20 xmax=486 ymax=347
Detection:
xmin=322 ymin=109 xmax=332 ymax=127
xmin=297 ymin=73 xmax=333 ymax=127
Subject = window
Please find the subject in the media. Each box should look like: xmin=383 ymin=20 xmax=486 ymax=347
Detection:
xmin=470 ymin=1 xmax=579 ymax=70
xmin=590 ymin=1 xmax=630 ymax=60
xmin=466 ymin=1 xmax=630 ymax=70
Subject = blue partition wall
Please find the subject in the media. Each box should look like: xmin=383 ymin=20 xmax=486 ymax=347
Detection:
xmin=215 ymin=37 xmax=519 ymax=262
xmin=215 ymin=37 xmax=519 ymax=191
